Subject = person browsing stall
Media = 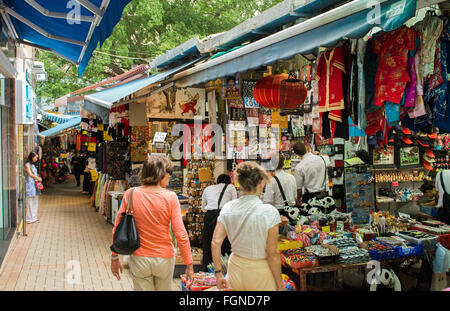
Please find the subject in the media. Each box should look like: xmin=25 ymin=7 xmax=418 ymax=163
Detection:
xmin=211 ymin=162 xmax=284 ymax=291
xmin=435 ymin=170 xmax=450 ymax=225
xmin=110 ymin=155 xmax=194 ymax=291
xmin=263 ymin=152 xmax=297 ymax=224
xmin=292 ymin=141 xmax=331 ymax=206
xmin=201 ymin=174 xmax=237 ymax=271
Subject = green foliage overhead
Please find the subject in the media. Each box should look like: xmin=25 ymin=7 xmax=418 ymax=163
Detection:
xmin=36 ymin=0 xmax=283 ymax=105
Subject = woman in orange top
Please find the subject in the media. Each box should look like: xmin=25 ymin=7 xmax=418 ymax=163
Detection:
xmin=110 ymin=155 xmax=194 ymax=291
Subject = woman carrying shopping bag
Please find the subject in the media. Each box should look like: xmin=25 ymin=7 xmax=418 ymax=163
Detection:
xmin=110 ymin=155 xmax=194 ymax=291
xmin=25 ymin=152 xmax=42 ymax=224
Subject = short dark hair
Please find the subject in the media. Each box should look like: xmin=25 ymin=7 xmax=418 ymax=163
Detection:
xmin=139 ymin=155 xmax=173 ymax=186
xmin=420 ymin=181 xmax=434 ymax=193
xmin=235 ymin=162 xmax=269 ymax=192
xmin=293 ymin=141 xmax=307 ymax=156
xmin=217 ymin=174 xmax=231 ymax=185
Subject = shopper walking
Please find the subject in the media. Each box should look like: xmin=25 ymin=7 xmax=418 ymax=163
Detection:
xmin=211 ymin=162 xmax=284 ymax=291
xmin=110 ymin=155 xmax=194 ymax=291
xmin=201 ymin=174 xmax=237 ymax=271
xmin=292 ymin=141 xmax=331 ymax=205
xmin=71 ymin=153 xmax=82 ymax=187
xmin=263 ymin=152 xmax=297 ymax=224
xmin=24 ymin=152 xmax=42 ymax=224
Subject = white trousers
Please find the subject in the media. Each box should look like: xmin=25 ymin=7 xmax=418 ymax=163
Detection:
xmin=26 ymin=196 xmax=39 ymax=223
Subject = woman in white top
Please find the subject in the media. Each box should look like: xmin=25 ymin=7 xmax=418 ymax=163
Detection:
xmin=211 ymin=162 xmax=283 ymax=291
xmin=201 ymin=174 xmax=237 ymax=271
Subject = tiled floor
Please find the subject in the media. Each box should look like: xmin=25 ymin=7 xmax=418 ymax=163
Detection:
xmin=0 ymin=177 xmax=181 ymax=291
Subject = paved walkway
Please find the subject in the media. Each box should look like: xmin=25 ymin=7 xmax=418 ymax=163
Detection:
xmin=0 ymin=177 xmax=179 ymax=291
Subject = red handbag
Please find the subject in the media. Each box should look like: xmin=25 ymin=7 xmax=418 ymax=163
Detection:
xmin=35 ymin=181 xmax=44 ymax=191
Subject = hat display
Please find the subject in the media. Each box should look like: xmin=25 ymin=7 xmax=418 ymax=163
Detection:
xmin=422 ymin=158 xmax=433 ymax=171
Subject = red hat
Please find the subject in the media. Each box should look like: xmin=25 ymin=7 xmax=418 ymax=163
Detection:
xmin=423 ymin=159 xmax=433 ymax=171
xmin=401 ymin=137 xmax=413 ymax=145
xmin=417 ymin=139 xmax=430 ymax=148
xmin=426 ymin=149 xmax=435 ymax=159
xmin=428 ymin=133 xmax=438 ymax=140
xmin=401 ymin=126 xmax=412 ymax=135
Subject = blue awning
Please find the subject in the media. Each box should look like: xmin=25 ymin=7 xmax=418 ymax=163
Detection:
xmin=1 ymin=0 xmax=132 ymax=76
xmin=83 ymin=57 xmax=204 ymax=123
xmin=39 ymin=116 xmax=81 ymax=138
xmin=40 ymin=110 xmax=78 ymax=123
xmin=174 ymin=0 xmax=416 ymax=88
xmin=85 ymin=57 xmax=204 ymax=107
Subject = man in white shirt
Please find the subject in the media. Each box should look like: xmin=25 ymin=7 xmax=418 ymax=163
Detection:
xmin=292 ymin=141 xmax=331 ymax=206
xmin=201 ymin=174 xmax=237 ymax=271
xmin=435 ymin=170 xmax=450 ymax=224
xmin=263 ymin=153 xmax=297 ymax=224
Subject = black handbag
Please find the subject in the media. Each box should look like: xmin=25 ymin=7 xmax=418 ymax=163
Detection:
xmin=438 ymin=172 xmax=450 ymax=225
xmin=110 ymin=188 xmax=141 ymax=255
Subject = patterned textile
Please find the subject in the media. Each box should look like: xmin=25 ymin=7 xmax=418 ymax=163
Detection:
xmin=373 ymin=26 xmax=416 ymax=107
xmin=25 ymin=163 xmax=40 ymax=197
xmin=317 ymin=47 xmax=346 ymax=122
xmin=417 ymin=13 xmax=444 ymax=79
xmin=429 ymin=17 xmax=449 ymax=123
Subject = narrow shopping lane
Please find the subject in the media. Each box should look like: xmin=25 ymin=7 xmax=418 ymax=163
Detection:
xmin=0 ymin=177 xmax=135 ymax=291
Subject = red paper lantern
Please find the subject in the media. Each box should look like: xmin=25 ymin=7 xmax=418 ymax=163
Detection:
xmin=280 ymin=73 xmax=308 ymax=109
xmin=253 ymin=74 xmax=289 ymax=108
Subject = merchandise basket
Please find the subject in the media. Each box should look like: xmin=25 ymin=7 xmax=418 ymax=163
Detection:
xmin=368 ymin=249 xmax=397 ymax=261
xmin=396 ymin=231 xmax=438 ymax=252
xmin=395 ymin=243 xmax=423 ymax=258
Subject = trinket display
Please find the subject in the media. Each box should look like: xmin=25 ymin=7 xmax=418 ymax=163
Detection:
xmin=184 ymin=158 xmax=216 ymax=248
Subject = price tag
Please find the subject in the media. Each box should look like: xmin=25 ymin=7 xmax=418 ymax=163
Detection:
xmin=304 ymin=228 xmax=313 ymax=234
xmin=322 ymin=226 xmax=331 ymax=233
xmin=392 ymin=182 xmax=399 ymax=187
xmin=153 ymin=132 xmax=167 ymax=143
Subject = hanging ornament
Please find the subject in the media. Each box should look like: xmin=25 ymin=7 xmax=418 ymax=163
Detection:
xmin=253 ymin=74 xmax=289 ymax=108
xmin=279 ymin=72 xmax=308 ymax=110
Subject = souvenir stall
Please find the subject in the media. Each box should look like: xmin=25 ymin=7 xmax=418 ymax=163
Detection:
xmin=179 ymin=7 xmax=450 ymax=291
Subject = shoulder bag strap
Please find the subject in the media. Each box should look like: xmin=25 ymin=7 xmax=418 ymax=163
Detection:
xmin=319 ymin=156 xmax=327 ymax=190
xmin=126 ymin=188 xmax=135 ymax=215
xmin=441 ymin=171 xmax=449 ymax=195
xmin=217 ymin=184 xmax=229 ymax=210
xmin=274 ymin=175 xmax=289 ymax=206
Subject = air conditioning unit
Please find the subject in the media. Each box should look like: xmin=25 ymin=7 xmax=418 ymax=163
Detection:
xmin=35 ymin=72 xmax=47 ymax=82
xmin=32 ymin=61 xmax=45 ymax=72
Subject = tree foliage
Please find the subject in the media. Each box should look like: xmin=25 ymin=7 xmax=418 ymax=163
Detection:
xmin=36 ymin=0 xmax=283 ymax=105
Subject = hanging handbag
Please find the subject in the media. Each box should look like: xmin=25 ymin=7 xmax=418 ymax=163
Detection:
xmin=438 ymin=172 xmax=450 ymax=225
xmin=110 ymin=188 xmax=141 ymax=255
xmin=35 ymin=181 xmax=44 ymax=191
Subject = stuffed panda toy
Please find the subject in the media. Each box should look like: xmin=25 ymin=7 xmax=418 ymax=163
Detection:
xmin=283 ymin=206 xmax=301 ymax=224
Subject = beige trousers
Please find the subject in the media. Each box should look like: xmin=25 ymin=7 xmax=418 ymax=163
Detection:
xmin=226 ymin=253 xmax=277 ymax=291
xmin=128 ymin=255 xmax=175 ymax=291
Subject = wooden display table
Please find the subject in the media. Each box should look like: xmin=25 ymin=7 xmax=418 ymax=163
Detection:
xmin=287 ymin=256 xmax=420 ymax=291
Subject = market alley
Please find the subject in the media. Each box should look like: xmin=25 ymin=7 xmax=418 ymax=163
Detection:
xmin=0 ymin=177 xmax=136 ymax=291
